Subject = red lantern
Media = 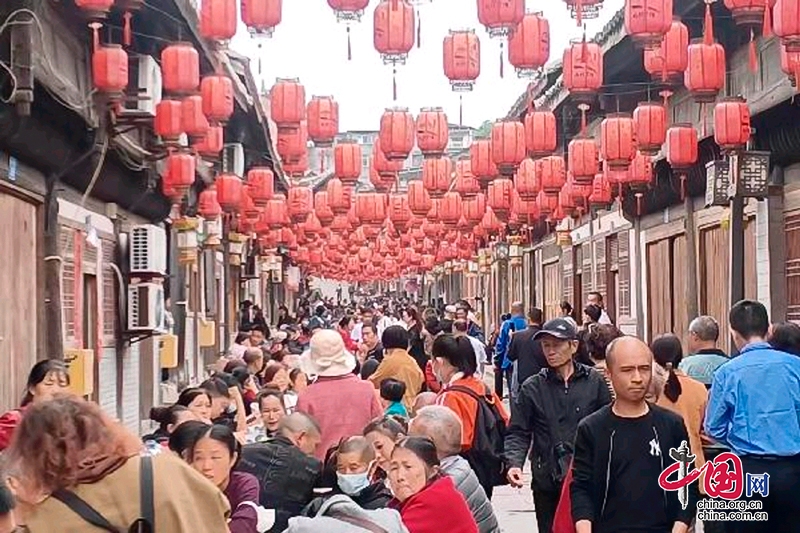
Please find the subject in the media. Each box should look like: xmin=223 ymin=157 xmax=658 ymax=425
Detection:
xmin=315 ymin=191 xmax=335 ymax=226
xmin=198 ymin=186 xmax=222 ymax=219
xmin=600 ymin=114 xmax=636 ymax=170
xmin=491 ymin=120 xmax=526 ymax=176
xmin=470 ymin=139 xmax=498 ymax=186
xmin=327 ymin=178 xmax=351 ymax=215
xmin=283 ymin=152 xmax=309 ymax=177
xmin=270 ymin=78 xmax=306 ymax=129
xmin=644 ymin=19 xmax=689 ymax=85
xmin=633 ymin=101 xmax=667 ymax=155
xmin=570 ymin=174 xmax=593 ymax=207
xmin=277 ymin=123 xmax=308 ymax=161
xmin=288 ymin=186 xmax=313 ymax=223
xmin=524 ymin=110 xmax=557 ymax=158
xmin=626 ymin=151 xmax=653 ymax=191
xmin=562 ymin=0 xmax=604 ymax=26
xmin=624 ymin=0 xmax=673 ymax=49
xmin=216 ymin=173 xmax=243 ymax=212
xmin=514 ymin=158 xmax=539 ymax=200
xmin=781 ymin=43 xmax=800 ymax=85
xmin=246 ymin=167 xmax=274 ymax=207
xmin=666 ymin=124 xmax=698 ymax=171
xmin=477 ymin=0 xmax=524 ymax=37
xmin=155 ymin=100 xmax=184 ymax=142
xmin=463 ymin=193 xmax=486 ymax=223
xmin=193 ymin=125 xmax=224 ymax=158
xmin=162 ymin=43 xmax=200 ymax=95
xmin=163 ymin=153 xmax=195 ymax=196
xmin=416 ymin=107 xmax=449 ymax=158
xmin=334 ymin=140 xmax=362 ymax=185
xmin=775 ymin=0 xmax=800 ymax=52
xmin=440 ymin=191 xmax=463 ymax=228
xmin=380 ymin=108 xmax=415 ymax=161
xmin=508 ymin=12 xmax=550 ymax=78
xmin=241 ymin=0 xmax=282 ymax=36
xmin=200 ymin=0 xmax=237 ymax=42
xmin=685 ymin=39 xmax=725 ymax=103
xmin=725 ymin=0 xmax=777 ymax=26
xmin=536 ymin=190 xmax=559 ymax=217
xmin=370 ymin=160 xmax=395 ymax=193
xmin=589 ymin=173 xmax=613 ymax=210
xmin=568 ymin=137 xmax=598 ymax=185
xmin=540 ymin=155 xmax=567 ymax=195
xmin=443 ymin=29 xmax=481 ymax=90
xmin=92 ymin=45 xmax=128 ymax=98
xmin=201 ymin=75 xmax=234 ymax=124
xmin=422 ymin=157 xmax=451 ymax=199
xmin=487 ymin=178 xmax=514 ymax=220
xmin=559 ymin=180 xmax=578 ymax=217
xmin=373 ymin=138 xmax=404 ymax=178
xmin=389 ymin=194 xmax=412 ymax=230
xmin=307 ymin=96 xmax=339 ymax=148
xmin=480 ymin=207 xmax=503 ymax=233
xmin=454 ymin=160 xmax=480 ymax=198
xmin=714 ymin=97 xmax=752 ymax=151
xmin=563 ymin=39 xmax=604 ymax=103
xmin=328 ymin=0 xmax=370 ymax=20
xmin=373 ymin=0 xmax=415 ymax=64
xmin=264 ymin=194 xmax=287 ymax=230
xmin=182 ymin=96 xmax=210 ymax=139
xmin=75 ymin=0 xmax=115 ymax=17
xmin=408 ymin=180 xmax=432 ymax=216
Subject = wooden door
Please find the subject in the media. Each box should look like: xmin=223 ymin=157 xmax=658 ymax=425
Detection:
xmin=0 ymin=193 xmax=38 ymax=412
xmin=786 ymin=213 xmax=800 ymax=322
xmin=543 ymin=262 xmax=561 ymax=322
xmin=744 ymin=218 xmax=757 ymax=301
xmin=672 ymin=235 xmax=689 ymax=348
xmin=647 ymin=239 xmax=671 ymax=341
xmin=700 ymin=226 xmax=730 ymax=352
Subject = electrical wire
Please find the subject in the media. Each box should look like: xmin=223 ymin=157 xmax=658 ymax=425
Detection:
xmin=81 ymin=134 xmax=110 ymax=206
xmin=0 ymin=59 xmax=17 ymax=104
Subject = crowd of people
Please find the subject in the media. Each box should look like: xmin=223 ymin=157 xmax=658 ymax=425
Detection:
xmin=0 ymin=291 xmax=797 ymax=533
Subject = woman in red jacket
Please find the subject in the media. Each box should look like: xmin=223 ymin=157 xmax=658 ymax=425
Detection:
xmin=0 ymin=359 xmax=70 ymax=451
xmin=388 ymin=436 xmax=478 ymax=533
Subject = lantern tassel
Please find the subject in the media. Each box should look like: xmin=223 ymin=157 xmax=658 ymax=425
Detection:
xmin=636 ymin=193 xmax=643 ymax=216
xmin=417 ymin=10 xmax=421 ymax=48
xmin=459 ymin=94 xmax=463 ymax=126
xmin=680 ymin=174 xmax=687 ymax=201
xmin=660 ymin=46 xmax=668 ymax=83
xmin=123 ymin=12 xmax=132 ymax=47
xmin=91 ymin=23 xmax=100 ymax=52
xmin=704 ymin=2 xmax=714 ymax=46
xmin=258 ymin=43 xmax=263 ymax=75
xmin=763 ymin=0 xmax=773 ymax=37
xmin=347 ymin=26 xmax=352 ymax=61
xmin=393 ymin=67 xmax=398 ymax=101
xmin=749 ymin=30 xmax=759 ymax=73
xmin=499 ymin=42 xmax=505 ymax=79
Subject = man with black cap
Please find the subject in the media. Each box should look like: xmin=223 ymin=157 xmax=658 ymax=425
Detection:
xmin=504 ymin=318 xmax=613 ymax=533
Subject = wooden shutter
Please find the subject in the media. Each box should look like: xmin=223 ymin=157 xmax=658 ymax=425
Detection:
xmin=606 ymin=234 xmax=619 ymax=320
xmin=102 ymin=239 xmax=116 ymax=337
xmin=60 ymin=226 xmax=77 ymax=341
xmin=595 ymin=239 xmax=607 ymax=297
xmin=562 ymin=247 xmax=573 ymax=305
xmin=647 ymin=240 xmax=671 ymax=340
xmin=582 ymin=242 xmax=592 ymax=299
xmin=618 ymin=230 xmax=631 ymax=317
xmin=544 ymin=262 xmax=562 ymax=321
xmin=672 ymin=235 xmax=689 ymax=346
xmin=785 ymin=213 xmax=800 ymax=322
xmin=700 ymin=226 xmax=730 ymax=353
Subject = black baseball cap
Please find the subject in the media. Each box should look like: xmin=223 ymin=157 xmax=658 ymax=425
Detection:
xmin=534 ymin=318 xmax=578 ymax=341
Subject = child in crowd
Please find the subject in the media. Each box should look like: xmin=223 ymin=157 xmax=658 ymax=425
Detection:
xmin=379 ymin=379 xmax=408 ymax=418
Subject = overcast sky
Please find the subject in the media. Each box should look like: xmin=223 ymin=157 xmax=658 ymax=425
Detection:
xmin=231 ymin=0 xmax=623 ymax=132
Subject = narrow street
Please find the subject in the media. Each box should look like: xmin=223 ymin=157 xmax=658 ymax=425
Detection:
xmin=494 ymin=475 xmax=536 ymax=532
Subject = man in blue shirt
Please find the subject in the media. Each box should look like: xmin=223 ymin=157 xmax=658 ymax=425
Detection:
xmin=705 ymin=300 xmax=800 ymax=533
xmin=494 ymin=302 xmax=528 ymax=399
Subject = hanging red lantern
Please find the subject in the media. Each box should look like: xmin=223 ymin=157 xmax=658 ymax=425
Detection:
xmin=601 ymin=114 xmax=636 ymax=170
xmin=200 ymin=0 xmax=237 ymax=42
xmin=155 ymin=100 xmax=184 ymax=142
xmin=241 ymin=0 xmax=282 ymax=36
xmin=477 ymin=0 xmax=524 ymax=36
xmin=524 ymin=109 xmax=557 ymax=158
xmin=422 ymin=157 xmax=451 ymax=199
xmin=624 ymin=0 xmax=674 ymax=49
xmin=408 ymin=180 xmax=432 ymax=216
xmin=589 ymin=172 xmax=613 ymax=210
xmin=75 ymin=0 xmax=115 ymax=18
xmin=389 ymin=194 xmax=412 ymax=230
xmin=568 ymin=137 xmax=598 ymax=185
xmin=626 ymin=151 xmax=654 ymax=192
xmin=198 ymin=186 xmax=222 ymax=220
xmin=540 ymin=155 xmax=567 ymax=195
xmin=416 ymin=107 xmax=449 ymax=158
xmin=270 ymin=78 xmax=306 ymax=129
xmin=508 ymin=12 xmax=550 ymax=78
xmin=246 ymin=167 xmax=274 ymax=207
xmin=327 ymin=178 xmax=351 ymax=215
xmin=193 ymin=125 xmax=225 ymax=158
xmin=463 ymin=193 xmax=486 ymax=223
xmin=373 ymin=138 xmax=405 ymax=178
xmin=514 ymin=158 xmax=539 ymax=200
xmin=283 ymin=151 xmax=309 ymax=177
xmin=92 ymin=45 xmax=128 ymax=99
xmin=559 ymin=180 xmax=578 ymax=218
xmin=725 ymin=0 xmax=776 ymax=27
xmin=277 ymin=123 xmax=308 ymax=161
xmin=633 ymin=101 xmax=667 ymax=155
xmin=264 ymin=194 xmax=287 ymax=230
xmin=454 ymin=160 xmax=480 ymax=198
xmin=714 ymin=97 xmax=752 ymax=151
xmin=162 ymin=153 xmax=195 ymax=196
xmin=373 ymin=0 xmax=415 ymax=100
xmin=563 ymin=39 xmax=604 ymax=103
xmin=201 ymin=75 xmax=234 ymax=124
xmin=440 ymin=191 xmax=463 ymax=228
xmin=781 ymin=43 xmax=800 ymax=85
xmin=536 ymin=190 xmax=559 ymax=217
xmin=644 ymin=19 xmax=689 ymax=85
xmin=487 ymin=178 xmax=514 ymax=221
xmin=307 ymin=96 xmax=339 ymax=147
xmin=288 ymin=186 xmax=313 ymax=223
xmin=379 ymin=107 xmax=415 ymax=161
xmin=239 ymin=189 xmax=261 ymax=223
xmin=491 ymin=120 xmax=526 ymax=176
xmin=161 ymin=43 xmax=200 ymax=95
xmin=370 ymin=160 xmax=396 ymax=193
xmin=775 ymin=0 xmax=800 ymax=52
xmin=480 ymin=207 xmax=503 ymax=234
xmin=355 ymin=192 xmax=383 ymax=224
xmin=182 ymin=95 xmax=210 ymax=139
xmin=334 ymin=139 xmax=362 ymax=185
xmin=666 ymin=124 xmax=699 ymax=170
xmin=562 ymin=0 xmax=604 ymax=26
xmin=315 ymin=191 xmax=335 ymax=226
xmin=216 ymin=173 xmax=243 ymax=212
xmin=470 ymin=139 xmax=498 ymax=187
xmin=686 ymin=40 xmax=725 ymax=103
xmin=570 ymin=174 xmax=593 ymax=207
xmin=443 ymin=29 xmax=481 ymax=90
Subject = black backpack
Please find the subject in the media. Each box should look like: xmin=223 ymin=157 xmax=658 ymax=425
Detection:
xmin=448 ymin=385 xmax=509 ymax=491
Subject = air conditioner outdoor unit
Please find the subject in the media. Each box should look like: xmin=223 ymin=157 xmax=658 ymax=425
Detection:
xmin=127 ymin=282 xmax=166 ymax=332
xmin=129 ymin=224 xmax=167 ymax=275
xmin=223 ymin=143 xmax=245 ymax=176
xmin=120 ymin=55 xmax=163 ymax=117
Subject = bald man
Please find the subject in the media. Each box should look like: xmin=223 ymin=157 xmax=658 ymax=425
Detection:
xmin=571 ymin=337 xmax=697 ymax=533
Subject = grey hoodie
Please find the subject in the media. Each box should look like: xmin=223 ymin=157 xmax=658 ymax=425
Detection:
xmin=440 ymin=455 xmax=501 ymax=533
xmin=284 ymin=494 xmax=409 ymax=533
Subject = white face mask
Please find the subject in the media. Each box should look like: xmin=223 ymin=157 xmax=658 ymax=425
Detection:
xmin=337 ymin=471 xmax=371 ymax=496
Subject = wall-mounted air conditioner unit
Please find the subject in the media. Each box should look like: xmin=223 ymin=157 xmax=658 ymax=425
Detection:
xmin=222 ymin=143 xmax=245 ymax=176
xmin=129 ymin=224 xmax=167 ymax=275
xmin=120 ymin=55 xmax=162 ymax=118
xmin=127 ymin=282 xmax=166 ymax=332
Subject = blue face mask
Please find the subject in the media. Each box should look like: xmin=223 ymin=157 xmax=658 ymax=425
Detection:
xmin=337 ymin=472 xmax=371 ymax=496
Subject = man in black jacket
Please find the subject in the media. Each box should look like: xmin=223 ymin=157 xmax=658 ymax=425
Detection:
xmin=505 ymin=318 xmax=612 ymax=533
xmin=506 ymin=307 xmax=546 ymax=402
xmin=571 ymin=336 xmax=697 ymax=533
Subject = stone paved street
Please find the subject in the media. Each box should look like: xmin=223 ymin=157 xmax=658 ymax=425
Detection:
xmin=493 ymin=473 xmax=537 ymax=532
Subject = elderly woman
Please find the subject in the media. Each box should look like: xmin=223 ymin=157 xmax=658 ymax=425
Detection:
xmin=4 ymin=397 xmax=230 ymax=532
xmin=408 ymin=406 xmax=499 ymax=533
xmin=387 ymin=437 xmax=478 ymax=533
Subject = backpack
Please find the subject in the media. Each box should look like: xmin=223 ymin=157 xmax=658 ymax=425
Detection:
xmin=51 ymin=454 xmax=154 ymax=533
xmin=448 ymin=385 xmax=509 ymax=490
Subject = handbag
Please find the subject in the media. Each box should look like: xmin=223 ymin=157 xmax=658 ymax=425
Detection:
xmin=51 ymin=454 xmax=154 ymax=533
xmin=551 ymin=459 xmax=576 ymax=533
